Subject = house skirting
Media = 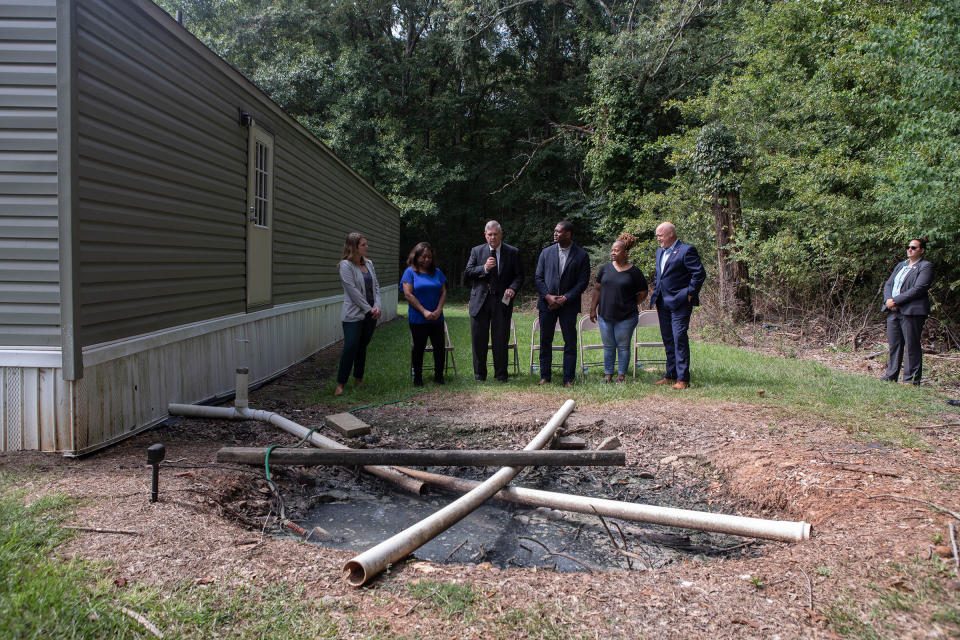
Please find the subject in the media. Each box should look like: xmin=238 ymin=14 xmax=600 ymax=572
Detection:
xmin=0 ymin=287 xmax=397 ymax=455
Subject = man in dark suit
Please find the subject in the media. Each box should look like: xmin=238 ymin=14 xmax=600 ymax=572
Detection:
xmin=882 ymin=237 xmax=934 ymax=385
xmin=535 ymin=221 xmax=591 ymax=387
xmin=464 ymin=220 xmax=525 ymax=381
xmin=650 ymin=221 xmax=706 ymax=389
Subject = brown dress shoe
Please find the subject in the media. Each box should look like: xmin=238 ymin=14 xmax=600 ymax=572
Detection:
xmin=654 ymin=378 xmax=677 ymax=386
xmin=563 ymin=381 xmax=574 ymax=388
xmin=672 ymin=381 xmax=690 ymax=389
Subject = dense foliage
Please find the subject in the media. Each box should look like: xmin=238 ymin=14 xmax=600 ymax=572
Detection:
xmin=158 ymin=0 xmax=959 ymax=338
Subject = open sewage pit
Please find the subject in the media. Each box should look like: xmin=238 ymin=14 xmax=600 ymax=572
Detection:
xmin=301 ymin=470 xmax=742 ymax=573
xmin=171 ymin=391 xmax=810 ymax=585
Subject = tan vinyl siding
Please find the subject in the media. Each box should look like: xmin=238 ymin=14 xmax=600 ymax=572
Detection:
xmin=74 ymin=0 xmax=398 ymax=347
xmin=0 ymin=0 xmax=60 ymax=346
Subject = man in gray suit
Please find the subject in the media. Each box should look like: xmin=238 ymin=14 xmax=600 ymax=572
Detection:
xmin=464 ymin=221 xmax=524 ymax=381
xmin=882 ymin=237 xmax=934 ymax=385
xmin=534 ymin=221 xmax=590 ymax=387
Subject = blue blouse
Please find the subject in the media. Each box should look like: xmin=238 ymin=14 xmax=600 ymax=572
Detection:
xmin=402 ymin=267 xmax=447 ymax=324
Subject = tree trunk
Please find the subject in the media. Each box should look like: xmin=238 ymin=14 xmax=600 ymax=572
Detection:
xmin=713 ymin=190 xmax=750 ymax=318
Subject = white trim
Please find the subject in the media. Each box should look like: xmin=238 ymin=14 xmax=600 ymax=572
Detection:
xmin=82 ymin=286 xmax=398 ymax=367
xmin=0 ymin=348 xmax=62 ymax=368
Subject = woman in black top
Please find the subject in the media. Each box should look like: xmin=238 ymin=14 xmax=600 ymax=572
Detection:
xmin=589 ymin=233 xmax=648 ymax=382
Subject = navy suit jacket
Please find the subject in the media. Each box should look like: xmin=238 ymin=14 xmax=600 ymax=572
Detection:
xmin=882 ymin=258 xmax=933 ymax=316
xmin=650 ymin=240 xmax=706 ymax=311
xmin=464 ymin=242 xmax=524 ymax=317
xmin=534 ymin=243 xmax=590 ymax=314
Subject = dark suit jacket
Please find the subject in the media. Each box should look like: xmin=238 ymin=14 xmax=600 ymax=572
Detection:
xmin=882 ymin=258 xmax=933 ymax=316
xmin=534 ymin=243 xmax=590 ymax=314
xmin=650 ymin=240 xmax=706 ymax=311
xmin=464 ymin=242 xmax=524 ymax=317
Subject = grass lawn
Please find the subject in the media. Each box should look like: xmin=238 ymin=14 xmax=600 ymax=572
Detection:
xmin=317 ymin=304 xmax=946 ymax=446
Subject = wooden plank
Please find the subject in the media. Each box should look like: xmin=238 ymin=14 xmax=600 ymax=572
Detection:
xmin=216 ymin=447 xmax=626 ymax=467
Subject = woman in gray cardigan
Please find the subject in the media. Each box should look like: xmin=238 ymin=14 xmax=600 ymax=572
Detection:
xmin=335 ymin=233 xmax=382 ymax=396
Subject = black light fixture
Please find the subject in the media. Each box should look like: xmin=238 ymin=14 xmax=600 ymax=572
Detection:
xmin=146 ymin=443 xmax=166 ymax=503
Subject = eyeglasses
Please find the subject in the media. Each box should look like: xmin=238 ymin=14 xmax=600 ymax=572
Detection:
xmin=907 ymin=245 xmax=921 ymax=251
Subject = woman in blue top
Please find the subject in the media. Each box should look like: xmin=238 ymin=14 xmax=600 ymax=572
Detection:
xmin=401 ymin=242 xmax=448 ymax=386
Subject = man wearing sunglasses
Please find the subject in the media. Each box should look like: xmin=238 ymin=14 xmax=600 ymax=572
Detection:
xmin=881 ymin=238 xmax=934 ymax=385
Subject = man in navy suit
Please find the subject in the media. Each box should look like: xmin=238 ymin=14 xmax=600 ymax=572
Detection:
xmin=535 ymin=221 xmax=591 ymax=387
xmin=464 ymin=220 xmax=525 ymax=381
xmin=650 ymin=222 xmax=706 ymax=389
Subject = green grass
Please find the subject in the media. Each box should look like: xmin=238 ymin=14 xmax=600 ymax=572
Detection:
xmin=822 ymin=557 xmax=960 ymax=639
xmin=316 ymin=304 xmax=948 ymax=445
xmin=0 ymin=471 xmax=337 ymax=639
xmin=406 ymin=580 xmax=480 ymax=619
xmin=0 ymin=474 xmax=591 ymax=639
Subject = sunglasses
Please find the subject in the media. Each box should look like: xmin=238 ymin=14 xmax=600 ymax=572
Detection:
xmin=907 ymin=245 xmax=921 ymax=250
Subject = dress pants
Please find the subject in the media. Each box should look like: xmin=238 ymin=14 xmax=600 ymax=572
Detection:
xmin=409 ymin=321 xmax=445 ymax=381
xmin=538 ymin=307 xmax=579 ymax=383
xmin=470 ymin=293 xmax=512 ymax=380
xmin=884 ymin=311 xmax=926 ymax=384
xmin=337 ymin=313 xmax=377 ymax=384
xmin=656 ymin=303 xmax=693 ymax=382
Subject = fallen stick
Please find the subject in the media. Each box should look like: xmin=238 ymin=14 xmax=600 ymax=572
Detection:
xmin=393 ymin=467 xmax=811 ymax=542
xmin=216 ymin=447 xmax=625 ymax=467
xmin=120 ymin=607 xmax=164 ymax=638
xmin=913 ymin=422 xmax=960 ymax=430
xmin=816 ymin=451 xmax=900 ymax=477
xmin=950 ymin=522 xmax=959 ymax=570
xmin=821 ymin=487 xmax=960 ymax=522
xmin=64 ymin=526 xmax=139 ymax=535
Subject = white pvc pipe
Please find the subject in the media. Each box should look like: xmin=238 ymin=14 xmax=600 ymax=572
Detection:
xmin=167 ymin=403 xmax=424 ymax=494
xmin=392 ymin=467 xmax=811 ymax=542
xmin=234 ymin=368 xmax=249 ymax=409
xmin=343 ymin=399 xmax=577 ymax=587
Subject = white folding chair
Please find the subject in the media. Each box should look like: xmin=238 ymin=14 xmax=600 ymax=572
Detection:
xmin=418 ymin=321 xmax=457 ymax=378
xmin=577 ymin=315 xmax=605 ymax=375
xmin=488 ymin=317 xmax=520 ymax=376
xmin=633 ymin=310 xmax=666 ymax=376
xmin=529 ymin=316 xmax=568 ymax=375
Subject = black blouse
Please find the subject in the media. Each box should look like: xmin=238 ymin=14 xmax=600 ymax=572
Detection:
xmin=596 ymin=263 xmax=648 ymax=322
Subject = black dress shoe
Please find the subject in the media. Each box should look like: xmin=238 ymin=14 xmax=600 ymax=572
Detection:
xmin=433 ymin=375 xmax=445 ymax=385
xmin=947 ymin=399 xmax=960 ymax=407
xmin=495 ymin=376 xmax=509 ymax=383
xmin=413 ymin=377 xmax=424 ymax=387
xmin=475 ymin=375 xmax=486 ymax=382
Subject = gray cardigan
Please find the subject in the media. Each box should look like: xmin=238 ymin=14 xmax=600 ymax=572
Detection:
xmin=339 ymin=259 xmax=382 ymax=321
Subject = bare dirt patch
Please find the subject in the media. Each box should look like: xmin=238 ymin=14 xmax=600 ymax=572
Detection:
xmin=2 ymin=348 xmax=959 ymax=639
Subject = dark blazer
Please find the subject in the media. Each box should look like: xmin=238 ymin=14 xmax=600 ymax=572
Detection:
xmin=650 ymin=240 xmax=706 ymax=311
xmin=882 ymin=258 xmax=933 ymax=316
xmin=464 ymin=242 xmax=524 ymax=317
xmin=534 ymin=243 xmax=591 ymax=313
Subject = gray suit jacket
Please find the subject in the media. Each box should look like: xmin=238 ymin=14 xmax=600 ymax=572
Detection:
xmin=882 ymin=258 xmax=933 ymax=316
xmin=339 ymin=259 xmax=381 ymax=321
